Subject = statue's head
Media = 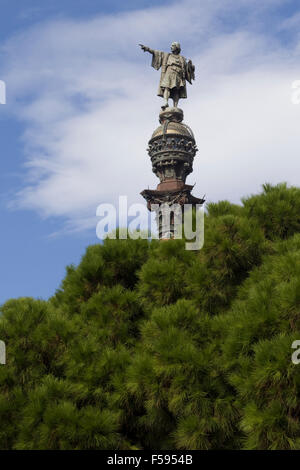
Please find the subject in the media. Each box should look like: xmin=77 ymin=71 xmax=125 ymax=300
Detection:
xmin=171 ymin=42 xmax=181 ymax=53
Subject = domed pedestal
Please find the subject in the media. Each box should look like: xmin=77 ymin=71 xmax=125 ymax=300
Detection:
xmin=147 ymin=107 xmax=197 ymax=189
xmin=141 ymin=107 xmax=204 ymax=239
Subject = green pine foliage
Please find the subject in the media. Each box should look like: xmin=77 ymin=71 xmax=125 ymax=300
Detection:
xmin=184 ymin=213 xmax=267 ymax=314
xmin=242 ymin=183 xmax=300 ymax=240
xmin=1 ymin=183 xmax=300 ymax=449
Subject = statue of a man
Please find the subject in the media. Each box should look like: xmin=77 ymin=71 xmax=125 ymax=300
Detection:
xmin=139 ymin=42 xmax=195 ymax=109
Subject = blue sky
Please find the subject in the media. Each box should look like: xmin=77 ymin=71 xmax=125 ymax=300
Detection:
xmin=0 ymin=0 xmax=300 ymax=304
xmin=0 ymin=0 xmax=174 ymax=304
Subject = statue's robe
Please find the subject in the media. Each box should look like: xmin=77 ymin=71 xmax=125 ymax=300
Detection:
xmin=151 ymin=50 xmax=194 ymax=100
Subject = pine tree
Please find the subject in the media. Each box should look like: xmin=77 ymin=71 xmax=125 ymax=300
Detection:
xmin=0 ymin=183 xmax=300 ymax=449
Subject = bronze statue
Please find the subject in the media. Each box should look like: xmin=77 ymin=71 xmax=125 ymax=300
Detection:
xmin=139 ymin=42 xmax=195 ymax=109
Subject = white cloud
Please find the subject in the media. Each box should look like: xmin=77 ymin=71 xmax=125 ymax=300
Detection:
xmin=2 ymin=0 xmax=300 ymax=232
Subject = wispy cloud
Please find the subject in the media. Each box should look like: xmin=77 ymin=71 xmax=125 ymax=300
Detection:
xmin=2 ymin=0 xmax=300 ymax=232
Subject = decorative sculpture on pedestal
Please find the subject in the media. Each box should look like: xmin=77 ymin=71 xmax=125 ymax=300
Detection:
xmin=139 ymin=42 xmax=204 ymax=239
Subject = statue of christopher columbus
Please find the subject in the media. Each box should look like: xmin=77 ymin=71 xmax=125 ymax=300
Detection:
xmin=139 ymin=42 xmax=195 ymax=109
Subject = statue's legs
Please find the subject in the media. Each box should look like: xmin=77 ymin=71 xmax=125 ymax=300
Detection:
xmin=162 ymin=87 xmax=181 ymax=109
xmin=163 ymin=88 xmax=170 ymax=108
xmin=172 ymin=88 xmax=180 ymax=108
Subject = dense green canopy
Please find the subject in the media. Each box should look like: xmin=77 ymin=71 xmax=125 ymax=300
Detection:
xmin=1 ymin=183 xmax=300 ymax=449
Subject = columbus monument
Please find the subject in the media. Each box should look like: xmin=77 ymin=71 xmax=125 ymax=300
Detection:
xmin=139 ymin=41 xmax=204 ymax=239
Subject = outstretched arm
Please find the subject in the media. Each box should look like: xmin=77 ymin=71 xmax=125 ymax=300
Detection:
xmin=139 ymin=44 xmax=154 ymax=54
xmin=140 ymin=45 xmax=162 ymax=71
